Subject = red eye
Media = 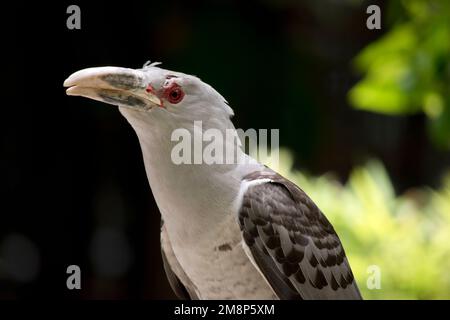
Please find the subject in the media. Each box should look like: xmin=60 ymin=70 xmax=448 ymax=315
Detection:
xmin=165 ymin=84 xmax=185 ymax=104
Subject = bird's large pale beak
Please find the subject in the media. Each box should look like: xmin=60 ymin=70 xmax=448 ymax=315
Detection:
xmin=64 ymin=67 xmax=162 ymax=110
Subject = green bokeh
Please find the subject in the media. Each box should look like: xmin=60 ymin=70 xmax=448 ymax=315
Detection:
xmin=349 ymin=0 xmax=450 ymax=149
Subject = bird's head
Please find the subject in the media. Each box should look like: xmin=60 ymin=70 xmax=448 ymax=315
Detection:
xmin=64 ymin=62 xmax=234 ymax=130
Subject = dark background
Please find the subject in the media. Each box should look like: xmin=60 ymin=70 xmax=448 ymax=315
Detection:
xmin=2 ymin=0 xmax=449 ymax=299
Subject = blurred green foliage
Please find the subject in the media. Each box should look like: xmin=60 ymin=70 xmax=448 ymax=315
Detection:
xmin=348 ymin=0 xmax=450 ymax=149
xmin=263 ymin=149 xmax=450 ymax=299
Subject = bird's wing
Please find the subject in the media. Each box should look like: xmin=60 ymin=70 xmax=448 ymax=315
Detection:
xmin=160 ymin=220 xmax=199 ymax=300
xmin=238 ymin=170 xmax=362 ymax=300
xmin=161 ymin=246 xmax=192 ymax=299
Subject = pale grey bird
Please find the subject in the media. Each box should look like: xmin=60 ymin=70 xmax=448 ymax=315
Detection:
xmin=64 ymin=63 xmax=362 ymax=300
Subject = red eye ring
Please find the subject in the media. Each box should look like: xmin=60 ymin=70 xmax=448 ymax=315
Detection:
xmin=165 ymin=84 xmax=185 ymax=104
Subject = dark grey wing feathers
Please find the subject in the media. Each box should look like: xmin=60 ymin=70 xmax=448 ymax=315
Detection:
xmin=161 ymin=245 xmax=192 ymax=300
xmin=239 ymin=171 xmax=362 ymax=300
xmin=243 ymin=219 xmax=302 ymax=299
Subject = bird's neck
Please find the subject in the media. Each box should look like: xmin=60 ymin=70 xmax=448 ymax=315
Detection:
xmin=122 ymin=109 xmax=263 ymax=245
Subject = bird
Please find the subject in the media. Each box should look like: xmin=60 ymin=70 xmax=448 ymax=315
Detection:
xmin=64 ymin=62 xmax=362 ymax=300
